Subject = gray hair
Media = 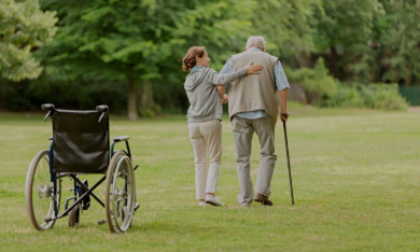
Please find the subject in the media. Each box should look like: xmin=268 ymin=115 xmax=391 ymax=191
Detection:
xmin=246 ymin=36 xmax=266 ymax=50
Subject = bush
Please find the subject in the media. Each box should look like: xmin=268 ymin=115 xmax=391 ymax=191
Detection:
xmin=319 ymin=83 xmax=408 ymax=110
xmin=359 ymin=84 xmax=408 ymax=110
xmin=0 ymin=72 xmax=189 ymax=114
xmin=319 ymin=82 xmax=364 ymax=108
xmin=286 ymin=57 xmax=337 ymax=104
xmin=0 ymin=76 xmax=128 ymax=113
xmin=285 ymin=57 xmax=408 ymax=111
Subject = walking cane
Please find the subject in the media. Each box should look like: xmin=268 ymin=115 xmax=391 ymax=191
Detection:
xmin=282 ymin=118 xmax=295 ymax=205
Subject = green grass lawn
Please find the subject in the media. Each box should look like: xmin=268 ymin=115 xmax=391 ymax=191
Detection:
xmin=0 ymin=107 xmax=419 ymax=251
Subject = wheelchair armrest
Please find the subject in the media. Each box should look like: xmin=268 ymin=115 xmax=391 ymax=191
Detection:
xmin=113 ymin=136 xmax=129 ymax=142
xmin=111 ymin=136 xmax=131 ymax=158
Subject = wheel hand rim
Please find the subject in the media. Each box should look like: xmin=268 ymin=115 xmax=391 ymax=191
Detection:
xmin=26 ymin=151 xmax=61 ymax=231
xmin=110 ymin=157 xmax=133 ymax=232
xmin=33 ymin=155 xmax=53 ymax=228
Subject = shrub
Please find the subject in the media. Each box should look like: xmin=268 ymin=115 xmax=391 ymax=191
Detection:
xmin=319 ymin=82 xmax=364 ymax=108
xmin=320 ymin=83 xmax=408 ymax=110
xmin=359 ymin=84 xmax=408 ymax=110
xmin=285 ymin=58 xmax=408 ymax=110
xmin=0 ymin=76 xmax=128 ymax=113
xmin=286 ymin=57 xmax=337 ymax=105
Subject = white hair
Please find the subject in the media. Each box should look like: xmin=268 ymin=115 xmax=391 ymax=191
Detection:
xmin=246 ymin=36 xmax=266 ymax=50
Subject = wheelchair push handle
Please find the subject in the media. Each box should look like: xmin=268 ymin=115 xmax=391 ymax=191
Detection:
xmin=41 ymin=103 xmax=56 ymax=121
xmin=42 ymin=104 xmax=55 ymax=111
xmin=96 ymin=105 xmax=108 ymax=112
xmin=96 ymin=105 xmax=109 ymax=122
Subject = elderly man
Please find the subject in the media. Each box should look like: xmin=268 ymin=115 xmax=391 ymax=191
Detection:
xmin=221 ymin=36 xmax=290 ymax=206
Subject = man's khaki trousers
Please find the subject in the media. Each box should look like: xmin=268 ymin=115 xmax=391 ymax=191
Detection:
xmin=231 ymin=115 xmax=277 ymax=206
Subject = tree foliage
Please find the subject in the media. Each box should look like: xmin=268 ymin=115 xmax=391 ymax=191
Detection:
xmin=376 ymin=0 xmax=420 ymax=85
xmin=311 ymin=0 xmax=384 ymax=80
xmin=0 ymin=0 xmax=418 ymax=113
xmin=0 ymin=0 xmax=56 ymax=81
xmin=251 ymin=0 xmax=322 ymax=63
xmin=38 ymin=0 xmax=254 ymax=119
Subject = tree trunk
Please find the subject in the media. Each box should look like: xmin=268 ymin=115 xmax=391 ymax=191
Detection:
xmin=405 ymin=64 xmax=412 ymax=86
xmin=127 ymin=76 xmax=138 ymax=121
xmin=329 ymin=45 xmax=341 ymax=79
xmin=137 ymin=79 xmax=156 ymax=117
xmin=299 ymin=52 xmax=313 ymax=68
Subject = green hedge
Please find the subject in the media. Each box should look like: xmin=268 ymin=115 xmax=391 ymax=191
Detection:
xmin=0 ymin=76 xmax=189 ymax=114
xmin=320 ymin=83 xmax=408 ymax=110
xmin=399 ymin=86 xmax=420 ymax=106
xmin=285 ymin=58 xmax=408 ymax=111
xmin=0 ymin=77 xmax=128 ymax=113
xmin=1 ymin=57 xmax=409 ymax=113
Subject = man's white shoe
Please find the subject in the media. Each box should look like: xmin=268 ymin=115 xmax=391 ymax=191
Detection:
xmin=199 ymin=201 xmax=207 ymax=207
xmin=205 ymin=195 xmax=224 ymax=206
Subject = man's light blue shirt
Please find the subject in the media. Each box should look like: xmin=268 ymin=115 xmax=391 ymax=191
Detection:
xmin=220 ymin=47 xmax=290 ymax=119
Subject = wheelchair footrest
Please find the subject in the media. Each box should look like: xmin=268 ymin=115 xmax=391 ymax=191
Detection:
xmin=134 ymin=202 xmax=140 ymax=211
xmin=98 ymin=219 xmax=107 ymax=225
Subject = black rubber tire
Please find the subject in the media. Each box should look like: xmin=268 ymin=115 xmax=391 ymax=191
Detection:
xmin=25 ymin=150 xmax=61 ymax=231
xmin=105 ymin=151 xmax=136 ymax=233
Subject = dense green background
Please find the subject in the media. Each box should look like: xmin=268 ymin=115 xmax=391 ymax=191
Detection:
xmin=1 ymin=0 xmax=419 ymax=116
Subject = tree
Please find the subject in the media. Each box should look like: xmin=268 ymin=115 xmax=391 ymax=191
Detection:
xmin=376 ymin=0 xmax=420 ymax=85
xmin=0 ymin=0 xmax=57 ymax=81
xmin=38 ymin=0 xmax=254 ymax=120
xmin=251 ymin=0 xmax=322 ymax=67
xmin=311 ymin=0 xmax=384 ymax=81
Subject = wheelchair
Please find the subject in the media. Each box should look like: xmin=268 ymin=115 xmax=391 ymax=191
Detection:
xmin=25 ymin=104 xmax=138 ymax=233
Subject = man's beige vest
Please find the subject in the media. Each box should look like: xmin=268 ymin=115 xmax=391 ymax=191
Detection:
xmin=228 ymin=50 xmax=279 ymax=121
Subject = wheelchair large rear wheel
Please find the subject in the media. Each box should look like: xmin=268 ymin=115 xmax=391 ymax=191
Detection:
xmin=25 ymin=150 xmax=61 ymax=231
xmin=105 ymin=151 xmax=136 ymax=233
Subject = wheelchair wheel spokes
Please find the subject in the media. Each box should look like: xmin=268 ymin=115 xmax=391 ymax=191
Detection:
xmin=105 ymin=152 xmax=136 ymax=233
xmin=25 ymin=150 xmax=61 ymax=231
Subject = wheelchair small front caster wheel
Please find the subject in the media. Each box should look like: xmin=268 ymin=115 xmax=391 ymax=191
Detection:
xmin=68 ymin=205 xmax=80 ymax=227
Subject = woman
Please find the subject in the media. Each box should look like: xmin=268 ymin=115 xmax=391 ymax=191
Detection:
xmin=183 ymin=46 xmax=263 ymax=206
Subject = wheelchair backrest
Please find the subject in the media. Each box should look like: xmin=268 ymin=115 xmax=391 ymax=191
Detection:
xmin=52 ymin=109 xmax=110 ymax=174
